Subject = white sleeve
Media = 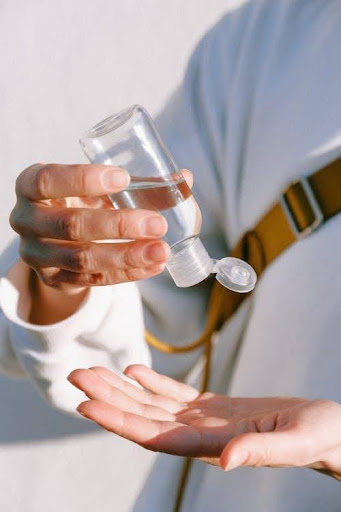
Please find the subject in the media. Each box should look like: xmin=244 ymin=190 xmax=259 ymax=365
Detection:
xmin=0 ymin=238 xmax=151 ymax=414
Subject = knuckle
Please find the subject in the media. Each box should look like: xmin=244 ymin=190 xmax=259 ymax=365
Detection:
xmin=87 ymin=272 xmax=108 ymax=286
xmin=35 ymin=165 xmax=52 ymax=198
xmin=71 ymin=245 xmax=94 ymax=272
xmin=15 ymin=163 xmax=44 ymax=197
xmin=123 ymin=246 xmax=140 ymax=269
xmin=124 ymin=266 xmax=142 ymax=282
xmin=74 ymin=165 xmax=89 ymax=194
xmin=58 ymin=211 xmax=83 ymax=240
xmin=10 ymin=203 xmax=33 ymax=234
xmin=14 ymin=175 xmax=23 ymax=197
xmin=115 ymin=211 xmax=128 ymax=239
xmin=9 ymin=205 xmax=21 ymax=233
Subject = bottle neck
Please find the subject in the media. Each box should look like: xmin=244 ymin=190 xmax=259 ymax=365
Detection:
xmin=166 ymin=237 xmax=213 ymax=287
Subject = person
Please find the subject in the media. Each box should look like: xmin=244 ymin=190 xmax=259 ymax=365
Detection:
xmin=1 ymin=0 xmax=341 ymax=510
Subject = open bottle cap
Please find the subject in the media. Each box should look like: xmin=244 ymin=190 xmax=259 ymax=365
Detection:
xmin=213 ymin=257 xmax=257 ymax=293
xmin=166 ymin=237 xmax=257 ymax=292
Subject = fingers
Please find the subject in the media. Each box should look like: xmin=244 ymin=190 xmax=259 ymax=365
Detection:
xmin=35 ymin=263 xmax=166 ymax=289
xmin=76 ymin=400 xmax=202 ymax=456
xmin=90 ymin=367 xmax=183 ymax=414
xmin=15 ymin=164 xmax=193 ymax=201
xmin=68 ymin=369 xmax=174 ymax=421
xmin=220 ymin=430 xmax=302 ymax=471
xmin=88 ymin=367 xmax=154 ymax=403
xmin=124 ymin=365 xmax=200 ymax=402
xmin=12 ymin=203 xmax=168 ymax=241
xmin=11 ymin=164 xmax=195 ymax=294
xmin=20 ymin=238 xmax=169 ymax=275
xmin=16 ymin=163 xmax=130 ymax=200
xmin=75 ymin=395 xmax=249 ymax=458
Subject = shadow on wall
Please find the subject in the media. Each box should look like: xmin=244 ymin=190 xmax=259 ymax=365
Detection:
xmin=0 ymin=375 xmax=99 ymax=444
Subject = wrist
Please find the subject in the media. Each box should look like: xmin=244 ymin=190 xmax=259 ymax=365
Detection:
xmin=29 ymin=269 xmax=88 ymax=325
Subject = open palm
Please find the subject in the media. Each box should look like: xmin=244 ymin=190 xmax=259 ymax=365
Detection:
xmin=68 ymin=364 xmax=341 ymax=477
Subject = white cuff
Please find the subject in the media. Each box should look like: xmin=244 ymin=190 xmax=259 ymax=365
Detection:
xmin=0 ymin=262 xmax=113 ymax=352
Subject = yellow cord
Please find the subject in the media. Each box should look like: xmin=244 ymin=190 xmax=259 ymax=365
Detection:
xmin=145 ymin=280 xmax=228 ymax=354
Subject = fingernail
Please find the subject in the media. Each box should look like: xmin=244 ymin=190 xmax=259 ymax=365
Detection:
xmin=124 ymin=371 xmax=135 ymax=381
xmin=140 ymin=215 xmax=168 ymax=236
xmin=76 ymin=405 xmax=85 ymax=416
xmin=101 ymin=167 xmax=130 ymax=190
xmin=123 ymin=366 xmax=134 ymax=378
xmin=144 ymin=242 xmax=170 ymax=263
xmin=224 ymin=450 xmax=248 ymax=471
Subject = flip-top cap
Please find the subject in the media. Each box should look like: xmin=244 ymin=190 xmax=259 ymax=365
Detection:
xmin=166 ymin=237 xmax=257 ymax=292
xmin=213 ymin=257 xmax=257 ymax=293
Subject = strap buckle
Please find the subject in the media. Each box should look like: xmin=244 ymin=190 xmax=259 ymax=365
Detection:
xmin=280 ymin=177 xmax=324 ymax=239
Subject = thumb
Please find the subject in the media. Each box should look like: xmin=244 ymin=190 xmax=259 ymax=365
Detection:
xmin=220 ymin=430 xmax=298 ymax=471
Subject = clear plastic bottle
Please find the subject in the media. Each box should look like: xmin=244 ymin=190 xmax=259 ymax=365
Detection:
xmin=80 ymin=105 xmax=256 ymax=292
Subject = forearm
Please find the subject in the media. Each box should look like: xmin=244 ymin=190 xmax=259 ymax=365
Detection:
xmin=29 ymin=269 xmax=88 ymax=325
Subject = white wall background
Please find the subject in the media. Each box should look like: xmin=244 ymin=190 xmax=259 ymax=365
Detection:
xmin=0 ymin=0 xmax=230 ymax=250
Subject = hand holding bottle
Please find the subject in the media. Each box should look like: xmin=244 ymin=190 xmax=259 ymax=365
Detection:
xmin=80 ymin=105 xmax=256 ymax=291
xmin=9 ymin=104 xmax=253 ymax=325
xmin=9 ymin=163 xmax=182 ymax=323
